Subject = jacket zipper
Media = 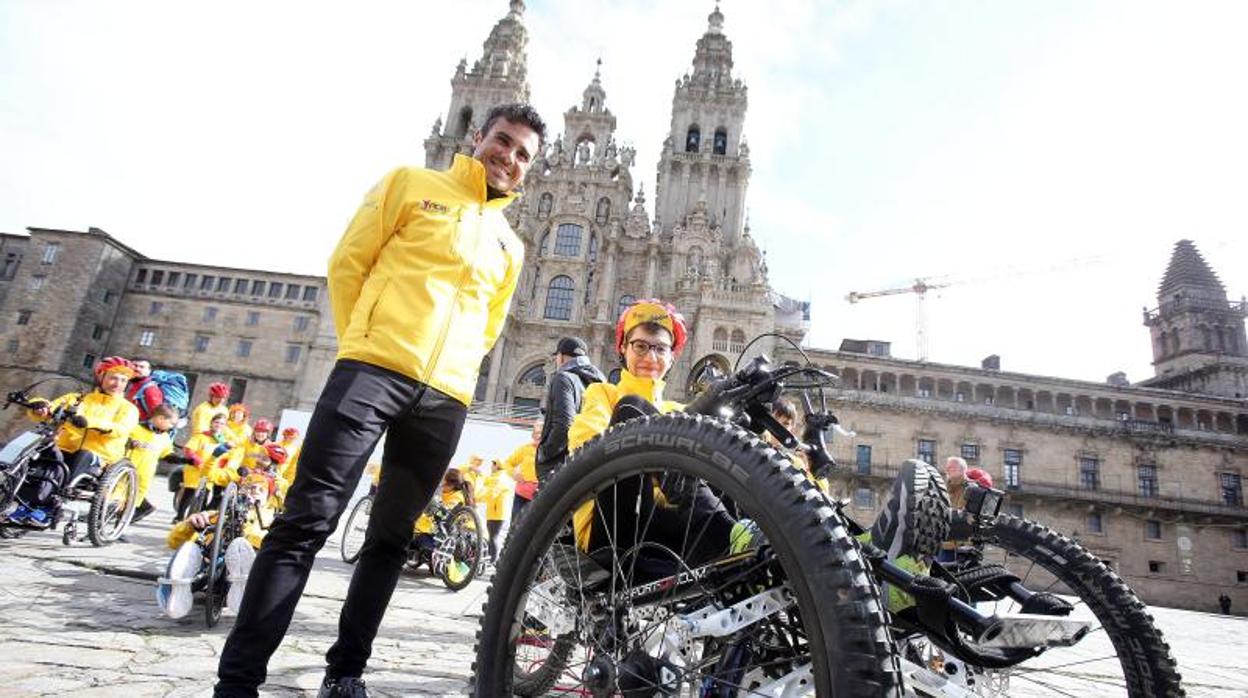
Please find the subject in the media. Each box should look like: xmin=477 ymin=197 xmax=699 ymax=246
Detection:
xmin=426 ymin=208 xmax=482 ymax=382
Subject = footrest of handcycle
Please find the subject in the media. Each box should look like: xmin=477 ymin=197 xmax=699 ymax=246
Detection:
xmin=976 ymin=612 xmax=1092 ymax=649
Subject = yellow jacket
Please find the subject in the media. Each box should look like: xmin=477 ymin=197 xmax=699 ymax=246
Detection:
xmin=127 ymin=423 xmax=174 ymax=501
xmin=180 ymin=431 xmax=226 ymax=489
xmin=189 ymin=401 xmax=228 ymax=436
xmin=276 ymin=437 xmax=301 ymax=494
xmin=503 ymin=442 xmax=538 ymax=488
xmin=415 ymin=488 xmax=466 ymax=535
xmin=30 ymin=391 xmax=139 ymax=465
xmin=205 ymin=446 xmax=245 ymax=488
xmin=570 ymin=370 xmax=684 ymax=550
xmin=329 ymin=155 xmax=524 ymax=406
xmin=225 ymin=418 xmax=251 ymax=446
xmin=166 ymin=504 xmax=274 ymax=551
xmin=480 ymin=470 xmax=514 ymax=521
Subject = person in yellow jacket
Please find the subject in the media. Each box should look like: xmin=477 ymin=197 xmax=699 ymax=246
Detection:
xmin=174 ymin=413 xmax=231 ymax=521
xmin=158 ymin=470 xmax=278 ymax=619
xmin=503 ymin=421 xmax=541 ymax=522
xmin=224 ymin=403 xmax=252 ymax=446
xmin=216 ymin=103 xmax=546 ymax=696
xmin=188 ymin=382 xmax=231 ymax=436
xmin=10 ymin=356 xmax=141 ymax=527
xmin=126 ymin=403 xmax=194 ymax=523
xmin=567 ymin=300 xmax=742 ymax=573
xmin=274 ymin=426 xmax=302 ymax=500
xmin=479 ymin=459 xmax=513 ymax=562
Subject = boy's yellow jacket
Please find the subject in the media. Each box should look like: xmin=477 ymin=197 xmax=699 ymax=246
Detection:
xmin=414 ymin=488 xmax=466 ymax=535
xmin=569 ymin=369 xmax=684 ymax=551
xmin=181 ymin=432 xmax=226 ymax=489
xmin=329 ymin=155 xmax=524 ymax=406
xmin=126 ymin=423 xmax=173 ymax=501
xmin=29 ymin=391 xmax=139 ymax=465
xmin=225 ymin=418 xmax=251 ymax=446
xmin=188 ymin=401 xmax=228 ymax=436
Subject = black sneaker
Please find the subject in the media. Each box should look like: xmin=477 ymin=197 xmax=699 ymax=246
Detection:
xmin=131 ymin=499 xmax=156 ymax=524
xmin=869 ymin=459 xmax=950 ymax=560
xmin=317 ymin=676 xmax=368 ymax=698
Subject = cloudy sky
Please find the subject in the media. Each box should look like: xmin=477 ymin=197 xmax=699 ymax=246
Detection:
xmin=2 ymin=0 xmax=1245 ymax=385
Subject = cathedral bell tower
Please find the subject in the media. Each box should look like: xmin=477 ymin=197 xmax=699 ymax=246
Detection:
xmin=423 ymin=1 xmax=531 ymax=170
xmin=1141 ymin=239 xmax=1248 ymax=398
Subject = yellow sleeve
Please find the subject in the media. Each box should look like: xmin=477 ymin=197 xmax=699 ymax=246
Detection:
xmin=484 ymin=247 xmax=522 ymax=353
xmin=327 ymin=167 xmax=411 ymax=340
xmin=99 ymin=402 xmax=140 ymax=441
xmin=27 ymin=392 xmax=79 ymax=422
xmin=568 ymin=383 xmax=615 ymax=453
xmin=166 ymin=514 xmax=216 ymax=549
xmin=207 ymin=448 xmax=244 ymax=487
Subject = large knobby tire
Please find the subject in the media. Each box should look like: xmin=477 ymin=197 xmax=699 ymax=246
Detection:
xmin=205 ymin=484 xmax=237 ymax=628
xmin=439 ymin=504 xmax=484 ymax=592
xmin=957 ymin=512 xmax=1184 ymax=697
xmin=340 ymin=494 xmax=373 ymax=564
xmin=88 ymin=461 xmax=137 ymax=547
xmin=474 ymin=413 xmax=901 ymax=697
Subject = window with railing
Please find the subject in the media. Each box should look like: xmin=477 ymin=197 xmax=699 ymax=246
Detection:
xmin=543 ymin=275 xmax=575 ymax=320
xmin=1221 ymin=472 xmax=1243 ymax=506
xmin=1004 ymin=449 xmax=1022 ymax=489
xmin=961 ymin=443 xmax=979 ymax=462
xmin=1138 ymin=464 xmax=1159 ymax=498
xmin=856 ymin=445 xmax=872 ymax=475
xmin=1079 ymin=456 xmax=1100 ymax=491
xmin=554 ymin=224 xmax=583 ymax=256
xmin=917 ymin=439 xmax=936 ymax=465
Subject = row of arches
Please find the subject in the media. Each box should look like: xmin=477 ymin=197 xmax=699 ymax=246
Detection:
xmin=685 ymin=125 xmax=729 ymax=155
xmin=829 ymin=365 xmax=1248 ymax=435
xmin=711 ymin=327 xmax=746 ymax=354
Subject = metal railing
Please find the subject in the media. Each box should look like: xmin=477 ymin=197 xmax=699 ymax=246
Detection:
xmin=466 ymin=400 xmax=541 ymax=425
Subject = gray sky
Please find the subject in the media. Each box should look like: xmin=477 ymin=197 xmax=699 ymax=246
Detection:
xmin=2 ymin=0 xmax=1245 ymax=385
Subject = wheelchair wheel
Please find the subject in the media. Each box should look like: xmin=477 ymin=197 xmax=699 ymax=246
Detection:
xmin=340 ymin=494 xmax=373 ymax=564
xmin=87 ymin=461 xmax=137 ymax=547
xmin=0 ymin=458 xmax=30 ymax=515
xmin=439 ymin=504 xmax=483 ymax=591
xmin=187 ymin=480 xmax=212 ymax=518
xmin=205 ymin=483 xmax=238 ymax=628
xmin=474 ymin=413 xmax=901 ymax=697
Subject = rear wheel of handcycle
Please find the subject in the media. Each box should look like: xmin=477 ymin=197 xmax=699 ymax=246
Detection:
xmin=901 ymin=511 xmax=1184 ymax=697
xmin=204 ymin=483 xmax=238 ymax=628
xmin=438 ymin=504 xmax=483 ymax=592
xmin=87 ymin=461 xmax=138 ymax=547
xmin=474 ymin=412 xmax=902 ymax=697
xmin=340 ymin=494 xmax=373 ymax=564
xmin=0 ymin=458 xmax=30 ymax=515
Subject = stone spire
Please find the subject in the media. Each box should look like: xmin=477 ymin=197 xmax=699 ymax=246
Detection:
xmin=1158 ymin=239 xmax=1225 ymax=297
xmin=581 ymin=58 xmax=606 ymax=112
xmin=690 ymin=2 xmax=735 ymax=83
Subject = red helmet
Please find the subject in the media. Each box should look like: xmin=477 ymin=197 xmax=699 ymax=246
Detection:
xmin=264 ymin=443 xmax=289 ymax=465
xmin=253 ymin=418 xmax=274 ymax=434
xmin=281 ymin=426 xmax=300 ymax=440
xmin=208 ymin=382 xmax=231 ymax=399
xmin=95 ymin=356 xmax=138 ymax=382
xmin=966 ymin=468 xmax=994 ymax=488
xmin=615 ymin=299 xmax=688 ymax=357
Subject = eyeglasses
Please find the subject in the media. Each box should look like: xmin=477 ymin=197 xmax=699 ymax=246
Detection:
xmin=627 ymin=338 xmax=673 ymax=358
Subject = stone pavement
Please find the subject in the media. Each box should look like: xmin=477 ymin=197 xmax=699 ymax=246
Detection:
xmin=2 ymin=490 xmax=1247 ymax=697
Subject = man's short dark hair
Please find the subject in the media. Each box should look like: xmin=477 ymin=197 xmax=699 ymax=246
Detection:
xmin=151 ymin=403 xmax=178 ymax=419
xmin=481 ymin=103 xmax=548 ymax=147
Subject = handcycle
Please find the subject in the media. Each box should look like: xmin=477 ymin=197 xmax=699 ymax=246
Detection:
xmin=340 ymin=490 xmax=486 ymax=591
xmin=0 ymin=385 xmax=139 ymax=546
xmin=472 ymin=347 xmax=1183 ymax=697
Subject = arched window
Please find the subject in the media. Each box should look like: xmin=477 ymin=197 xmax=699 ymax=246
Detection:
xmin=554 ymin=223 xmax=582 ymax=256
xmin=456 ymin=106 xmax=473 ymax=138
xmin=588 ymin=233 xmax=599 ymax=264
xmin=617 ymin=294 xmax=636 ymax=318
xmin=712 ymin=327 xmax=729 ymax=352
xmin=730 ymin=329 xmax=746 ymax=354
xmin=595 ymin=197 xmax=611 ymax=225
xmin=518 ymin=364 xmax=547 ymax=387
xmin=544 ymin=275 xmax=575 ymax=320
xmin=685 ymin=125 xmax=701 ymax=153
xmin=537 ymin=192 xmax=553 ymax=219
xmin=713 ymin=127 xmax=728 ymax=155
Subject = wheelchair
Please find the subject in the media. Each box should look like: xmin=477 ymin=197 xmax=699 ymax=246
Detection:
xmin=340 ymin=491 xmax=485 ymax=591
xmin=0 ymin=389 xmax=139 ymax=546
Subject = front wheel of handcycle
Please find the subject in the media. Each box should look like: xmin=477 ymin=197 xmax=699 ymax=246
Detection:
xmin=87 ymin=461 xmax=138 ymax=547
xmin=204 ymin=483 xmax=238 ymax=628
xmin=340 ymin=494 xmax=373 ymax=564
xmin=898 ymin=511 xmax=1184 ymax=697
xmin=473 ymin=412 xmax=902 ymax=697
xmin=438 ymin=504 xmax=484 ymax=591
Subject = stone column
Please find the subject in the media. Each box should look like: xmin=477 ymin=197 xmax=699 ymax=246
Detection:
xmin=597 ymin=237 xmax=618 ymax=320
xmin=644 ymin=243 xmax=658 ymax=297
xmin=485 ymin=336 xmax=507 ymax=404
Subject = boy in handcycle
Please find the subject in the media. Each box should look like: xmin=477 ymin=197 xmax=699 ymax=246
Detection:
xmin=410 ymin=467 xmax=475 ymax=577
xmin=5 ymin=356 xmax=140 ymax=528
xmin=157 ymin=458 xmax=282 ymax=619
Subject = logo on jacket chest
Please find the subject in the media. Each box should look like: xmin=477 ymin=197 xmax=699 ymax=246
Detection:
xmin=419 ymin=199 xmax=451 ymax=215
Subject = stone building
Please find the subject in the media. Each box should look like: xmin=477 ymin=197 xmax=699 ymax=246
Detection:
xmin=0 ymin=226 xmax=329 ymax=430
xmin=774 ymin=240 xmax=1248 ymax=613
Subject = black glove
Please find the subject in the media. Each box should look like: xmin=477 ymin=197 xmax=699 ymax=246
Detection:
xmin=69 ymin=413 xmax=89 ymax=429
xmin=237 ymin=466 xmax=250 ymax=478
xmin=163 ymin=453 xmax=195 ymax=465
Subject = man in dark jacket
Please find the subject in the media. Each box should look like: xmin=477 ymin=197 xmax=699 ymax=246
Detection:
xmin=535 ymin=336 xmax=605 ymax=483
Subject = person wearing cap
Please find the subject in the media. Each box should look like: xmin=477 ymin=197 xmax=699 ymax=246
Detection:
xmin=190 ymin=383 xmax=231 ymax=436
xmin=216 ymin=102 xmax=547 ymax=698
xmin=535 ymin=336 xmax=605 ymax=486
xmin=566 ymin=299 xmax=741 ymax=574
xmin=5 ymin=356 xmax=142 ymax=527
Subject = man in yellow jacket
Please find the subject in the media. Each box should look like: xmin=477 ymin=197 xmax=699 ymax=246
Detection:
xmin=217 ymin=102 xmax=546 ymax=698
xmin=503 ymin=420 xmax=541 ymax=522
xmin=188 ymin=382 xmax=231 ymax=435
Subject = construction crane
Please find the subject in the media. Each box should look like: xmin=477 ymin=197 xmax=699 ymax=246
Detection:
xmin=845 ymin=278 xmax=953 ymax=362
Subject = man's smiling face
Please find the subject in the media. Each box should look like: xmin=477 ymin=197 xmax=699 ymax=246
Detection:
xmin=472 ymin=118 xmax=541 ymax=194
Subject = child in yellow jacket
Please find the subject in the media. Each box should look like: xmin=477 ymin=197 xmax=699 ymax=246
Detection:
xmin=479 ymin=459 xmax=514 ymax=562
xmin=126 ymin=404 xmax=194 ymax=523
xmin=174 ymin=414 xmax=231 ymax=522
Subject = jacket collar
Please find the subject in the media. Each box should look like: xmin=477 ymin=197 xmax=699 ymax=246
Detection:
xmin=559 ymin=355 xmax=592 ymax=373
xmin=449 ymin=154 xmax=519 ymax=210
xmin=617 ymin=368 xmax=666 ymax=404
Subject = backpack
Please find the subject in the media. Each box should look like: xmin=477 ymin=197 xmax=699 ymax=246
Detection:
xmin=128 ymin=370 xmax=190 ymax=419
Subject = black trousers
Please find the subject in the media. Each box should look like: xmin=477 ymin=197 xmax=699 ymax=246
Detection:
xmin=587 ymin=396 xmax=737 ymax=582
xmin=486 ymin=519 xmax=504 ymax=561
xmin=215 ymin=360 xmax=467 ymax=696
